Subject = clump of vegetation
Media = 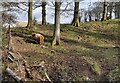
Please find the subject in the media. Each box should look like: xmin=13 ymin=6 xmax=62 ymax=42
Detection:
xmin=107 ymin=65 xmax=120 ymax=82
xmin=90 ymin=62 xmax=101 ymax=75
xmin=82 ymin=56 xmax=101 ymax=75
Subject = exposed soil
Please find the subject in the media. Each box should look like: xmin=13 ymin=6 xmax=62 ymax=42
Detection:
xmin=10 ymin=36 xmax=118 ymax=81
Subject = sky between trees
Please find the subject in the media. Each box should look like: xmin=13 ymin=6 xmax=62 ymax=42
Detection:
xmin=16 ymin=0 xmax=103 ymax=24
xmin=2 ymin=0 xmax=120 ymax=24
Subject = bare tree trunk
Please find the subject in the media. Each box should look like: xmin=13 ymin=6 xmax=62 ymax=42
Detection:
xmin=26 ymin=0 xmax=33 ymax=28
xmin=114 ymin=11 xmax=119 ymax=19
xmin=109 ymin=2 xmax=113 ymax=19
xmin=117 ymin=12 xmax=120 ymax=18
xmin=71 ymin=0 xmax=80 ymax=27
xmin=89 ymin=11 xmax=92 ymax=21
xmin=101 ymin=0 xmax=108 ymax=21
xmin=96 ymin=12 xmax=100 ymax=21
xmin=88 ymin=0 xmax=92 ymax=22
xmin=42 ymin=0 xmax=46 ymax=25
xmin=52 ymin=1 xmax=61 ymax=46
xmin=115 ymin=12 xmax=117 ymax=19
xmin=84 ymin=11 xmax=87 ymax=22
xmin=115 ymin=2 xmax=120 ymax=19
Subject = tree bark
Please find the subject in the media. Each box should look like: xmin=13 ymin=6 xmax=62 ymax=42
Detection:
xmin=117 ymin=13 xmax=120 ymax=18
xmin=115 ymin=11 xmax=119 ymax=19
xmin=109 ymin=2 xmax=113 ymax=19
xmin=52 ymin=1 xmax=61 ymax=46
xmin=115 ymin=2 xmax=120 ymax=19
xmin=96 ymin=12 xmax=100 ymax=21
xmin=42 ymin=0 xmax=46 ymax=25
xmin=71 ymin=0 xmax=80 ymax=27
xmin=26 ymin=0 xmax=33 ymax=28
xmin=101 ymin=0 xmax=108 ymax=21
xmin=89 ymin=11 xmax=92 ymax=21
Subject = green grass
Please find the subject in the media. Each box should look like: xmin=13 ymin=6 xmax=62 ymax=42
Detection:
xmin=107 ymin=65 xmax=120 ymax=81
xmin=9 ymin=19 xmax=120 ymax=60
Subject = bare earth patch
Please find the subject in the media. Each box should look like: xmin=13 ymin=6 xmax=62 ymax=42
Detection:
xmin=10 ymin=36 xmax=119 ymax=81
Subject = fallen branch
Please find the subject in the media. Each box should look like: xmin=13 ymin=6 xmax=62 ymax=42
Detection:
xmin=44 ymin=69 xmax=52 ymax=82
xmin=8 ymin=55 xmax=14 ymax=62
xmin=17 ymin=52 xmax=26 ymax=61
xmin=15 ymin=52 xmax=33 ymax=79
xmin=24 ymin=62 xmax=33 ymax=79
xmin=5 ymin=68 xmax=22 ymax=82
xmin=9 ymin=52 xmax=33 ymax=79
xmin=8 ymin=51 xmax=16 ymax=59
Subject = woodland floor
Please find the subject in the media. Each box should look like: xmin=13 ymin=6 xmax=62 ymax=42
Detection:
xmin=2 ymin=19 xmax=120 ymax=81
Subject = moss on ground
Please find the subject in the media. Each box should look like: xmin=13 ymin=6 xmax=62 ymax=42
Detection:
xmin=107 ymin=65 xmax=120 ymax=82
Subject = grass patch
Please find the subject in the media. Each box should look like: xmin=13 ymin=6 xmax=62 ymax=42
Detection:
xmin=82 ymin=56 xmax=101 ymax=75
xmin=107 ymin=65 xmax=120 ymax=81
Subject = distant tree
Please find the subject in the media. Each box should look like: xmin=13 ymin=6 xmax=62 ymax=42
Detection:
xmin=108 ymin=2 xmax=113 ymax=19
xmin=84 ymin=11 xmax=88 ymax=22
xmin=52 ymin=0 xmax=61 ymax=46
xmin=33 ymin=17 xmax=37 ymax=25
xmin=26 ymin=0 xmax=33 ymax=28
xmin=71 ymin=0 xmax=80 ymax=27
xmin=88 ymin=0 xmax=92 ymax=21
xmin=92 ymin=2 xmax=103 ymax=21
xmin=101 ymin=0 xmax=108 ymax=21
xmin=42 ymin=0 xmax=46 ymax=25
xmin=88 ymin=10 xmax=92 ymax=21
xmin=17 ymin=1 xmax=45 ymax=27
xmin=114 ymin=2 xmax=120 ymax=19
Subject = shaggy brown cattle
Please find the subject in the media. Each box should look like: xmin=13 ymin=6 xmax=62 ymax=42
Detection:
xmin=32 ymin=33 xmax=44 ymax=45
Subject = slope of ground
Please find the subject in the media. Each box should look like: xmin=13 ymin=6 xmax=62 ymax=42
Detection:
xmin=3 ymin=19 xmax=120 ymax=81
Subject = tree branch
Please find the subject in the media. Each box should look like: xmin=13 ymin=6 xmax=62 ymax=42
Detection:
xmin=60 ymin=2 xmax=73 ymax=14
xmin=17 ymin=5 xmax=28 ymax=12
xmin=5 ymin=68 xmax=22 ymax=82
xmin=21 ymin=2 xmax=28 ymax=6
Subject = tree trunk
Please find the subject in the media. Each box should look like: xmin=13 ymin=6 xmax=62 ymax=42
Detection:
xmin=26 ymin=0 xmax=33 ymax=28
xmin=115 ymin=11 xmax=117 ymax=19
xmin=109 ymin=2 xmax=113 ymax=19
xmin=101 ymin=0 xmax=108 ymax=21
xmin=115 ymin=2 xmax=120 ymax=19
xmin=89 ymin=11 xmax=92 ymax=21
xmin=52 ymin=1 xmax=61 ymax=46
xmin=42 ymin=0 xmax=46 ymax=25
xmin=117 ymin=13 xmax=120 ymax=18
xmin=71 ymin=0 xmax=80 ymax=27
xmin=96 ymin=12 xmax=100 ymax=21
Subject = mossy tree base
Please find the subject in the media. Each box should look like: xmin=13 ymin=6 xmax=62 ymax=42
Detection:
xmin=71 ymin=19 xmax=80 ymax=27
xmin=26 ymin=24 xmax=34 ymax=29
xmin=26 ymin=24 xmax=31 ymax=28
xmin=71 ymin=1 xmax=80 ymax=27
xmin=52 ymin=38 xmax=60 ymax=47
